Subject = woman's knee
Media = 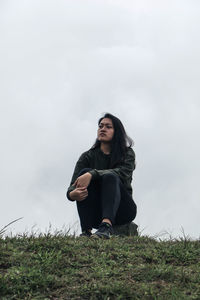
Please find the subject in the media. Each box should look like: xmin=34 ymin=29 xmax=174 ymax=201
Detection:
xmin=102 ymin=172 xmax=120 ymax=183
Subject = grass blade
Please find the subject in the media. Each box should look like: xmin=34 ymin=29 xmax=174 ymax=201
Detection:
xmin=0 ymin=217 xmax=23 ymax=236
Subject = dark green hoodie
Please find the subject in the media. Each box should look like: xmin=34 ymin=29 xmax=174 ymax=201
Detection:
xmin=67 ymin=147 xmax=136 ymax=201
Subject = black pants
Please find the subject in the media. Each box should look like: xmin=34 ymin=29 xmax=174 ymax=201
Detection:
xmin=76 ymin=168 xmax=137 ymax=231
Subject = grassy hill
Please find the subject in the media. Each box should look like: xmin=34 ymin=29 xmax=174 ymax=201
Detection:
xmin=0 ymin=232 xmax=200 ymax=299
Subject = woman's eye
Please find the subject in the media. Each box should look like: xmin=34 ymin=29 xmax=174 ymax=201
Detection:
xmin=99 ymin=124 xmax=113 ymax=129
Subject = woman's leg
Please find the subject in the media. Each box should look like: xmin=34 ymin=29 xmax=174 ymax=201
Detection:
xmin=100 ymin=173 xmax=137 ymax=225
xmin=76 ymin=168 xmax=102 ymax=231
xmin=100 ymin=173 xmax=121 ymax=225
xmin=115 ymin=182 xmax=137 ymax=225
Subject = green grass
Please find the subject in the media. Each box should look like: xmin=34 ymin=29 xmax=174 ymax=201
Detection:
xmin=0 ymin=232 xmax=200 ymax=299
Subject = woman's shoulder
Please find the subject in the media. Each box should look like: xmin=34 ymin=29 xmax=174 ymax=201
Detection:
xmin=79 ymin=147 xmax=98 ymax=159
xmin=126 ymin=147 xmax=135 ymax=157
xmin=124 ymin=147 xmax=136 ymax=169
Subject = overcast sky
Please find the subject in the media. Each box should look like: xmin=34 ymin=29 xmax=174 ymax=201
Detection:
xmin=1 ymin=0 xmax=200 ymax=238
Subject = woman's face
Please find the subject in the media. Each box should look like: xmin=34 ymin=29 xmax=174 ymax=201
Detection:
xmin=97 ymin=118 xmax=114 ymax=143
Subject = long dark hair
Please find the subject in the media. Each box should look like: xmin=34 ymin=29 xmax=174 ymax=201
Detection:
xmin=92 ymin=113 xmax=133 ymax=167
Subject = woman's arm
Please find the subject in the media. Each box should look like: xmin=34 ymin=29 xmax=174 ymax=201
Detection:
xmin=66 ymin=151 xmax=90 ymax=201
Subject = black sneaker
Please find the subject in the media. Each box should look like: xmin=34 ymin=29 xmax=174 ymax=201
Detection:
xmin=80 ymin=230 xmax=92 ymax=237
xmin=92 ymin=222 xmax=113 ymax=239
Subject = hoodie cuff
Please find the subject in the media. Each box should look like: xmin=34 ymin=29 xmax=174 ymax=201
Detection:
xmin=88 ymin=169 xmax=99 ymax=180
xmin=66 ymin=187 xmax=76 ymax=201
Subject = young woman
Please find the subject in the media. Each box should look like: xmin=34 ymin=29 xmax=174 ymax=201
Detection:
xmin=66 ymin=113 xmax=137 ymax=238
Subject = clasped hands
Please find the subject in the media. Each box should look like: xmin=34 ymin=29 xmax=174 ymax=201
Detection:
xmin=69 ymin=172 xmax=92 ymax=201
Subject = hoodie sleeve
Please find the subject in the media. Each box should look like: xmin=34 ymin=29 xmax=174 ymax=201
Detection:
xmin=88 ymin=148 xmax=135 ymax=184
xmin=66 ymin=151 xmax=90 ymax=201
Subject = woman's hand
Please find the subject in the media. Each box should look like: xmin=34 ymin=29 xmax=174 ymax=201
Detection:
xmin=73 ymin=172 xmax=92 ymax=188
xmin=69 ymin=172 xmax=92 ymax=201
xmin=69 ymin=187 xmax=88 ymax=201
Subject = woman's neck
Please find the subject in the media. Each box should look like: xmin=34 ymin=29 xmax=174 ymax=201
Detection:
xmin=100 ymin=143 xmax=111 ymax=155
